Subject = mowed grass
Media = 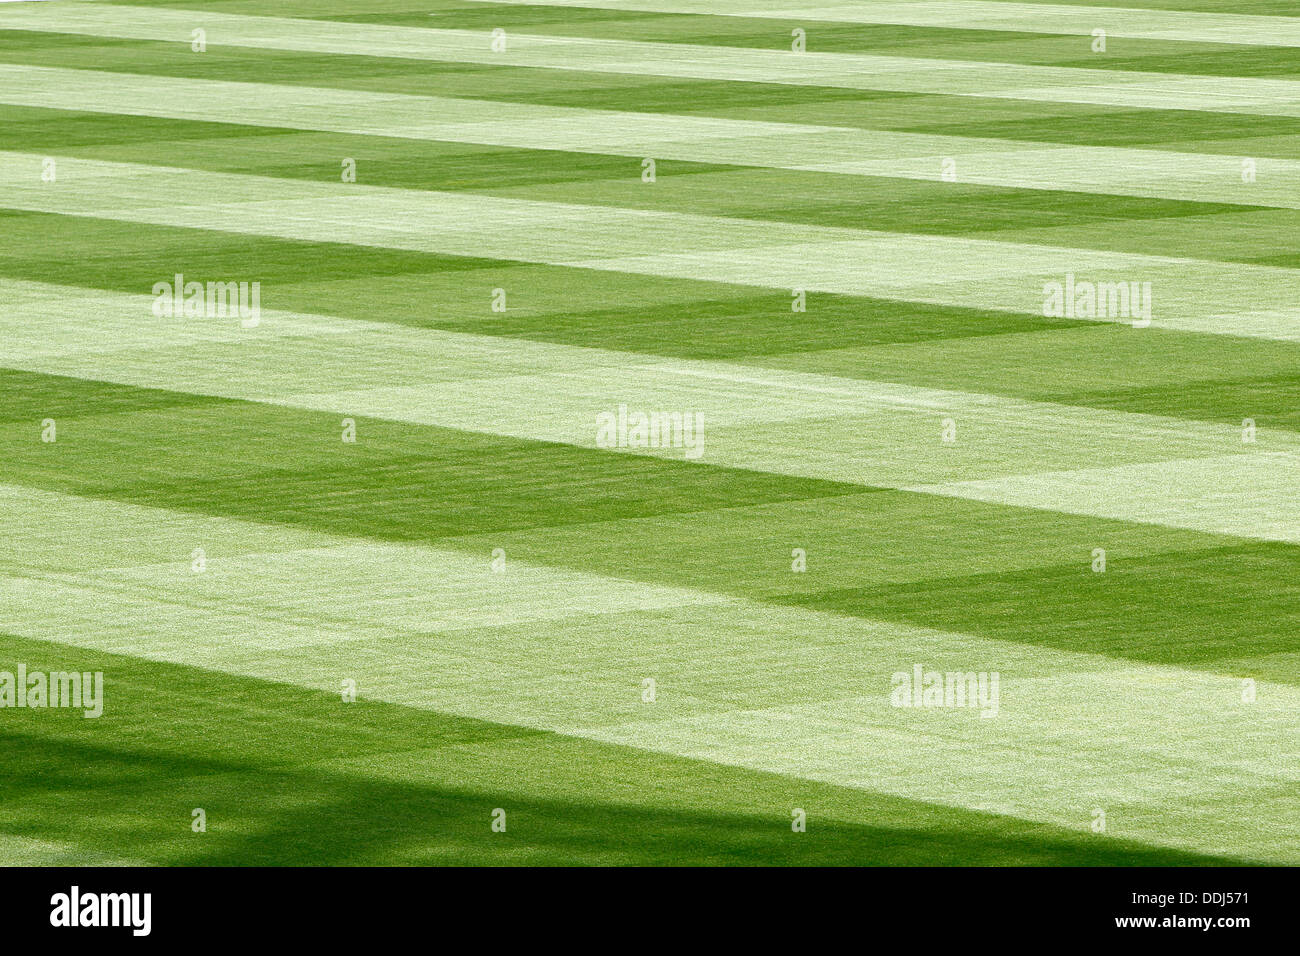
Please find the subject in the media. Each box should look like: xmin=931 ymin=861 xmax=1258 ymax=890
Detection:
xmin=0 ymin=0 xmax=1296 ymax=865
xmin=6 ymin=208 xmax=1298 ymax=432
xmin=6 ymin=369 xmax=1297 ymax=681
xmin=5 ymin=27 xmax=1300 ymax=155
xmin=0 ymin=633 xmax=1237 ymax=866
xmin=8 ymin=106 xmax=1299 ymax=266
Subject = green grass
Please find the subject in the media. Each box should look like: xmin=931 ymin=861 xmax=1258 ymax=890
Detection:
xmin=0 ymin=633 xmax=1239 ymax=866
xmin=0 ymin=0 xmax=1296 ymax=866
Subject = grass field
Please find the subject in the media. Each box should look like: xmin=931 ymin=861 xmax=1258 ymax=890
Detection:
xmin=0 ymin=0 xmax=1297 ymax=866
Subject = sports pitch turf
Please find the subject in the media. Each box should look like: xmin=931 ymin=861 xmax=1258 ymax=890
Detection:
xmin=0 ymin=0 xmax=1297 ymax=866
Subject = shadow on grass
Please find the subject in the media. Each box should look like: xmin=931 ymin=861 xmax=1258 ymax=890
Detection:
xmin=0 ymin=633 xmax=1245 ymax=866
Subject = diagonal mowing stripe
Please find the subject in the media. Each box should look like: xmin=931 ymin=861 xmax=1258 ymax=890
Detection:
xmin=905 ymin=453 xmax=1300 ymax=543
xmin=3 ymin=280 xmax=1296 ymax=543
xmin=2 ymin=4 xmax=1300 ymax=116
xmin=6 ymin=0 xmax=1295 ymax=869
xmin=5 ymin=277 xmax=1295 ymax=533
xmin=1 ymin=483 xmax=1296 ymax=863
xmin=0 ymin=630 xmax=1252 ymax=866
xmin=469 ymin=0 xmax=1300 ymax=48
xmin=5 ymin=153 xmax=1300 ymax=340
xmin=1 ymin=65 xmax=1296 ymax=211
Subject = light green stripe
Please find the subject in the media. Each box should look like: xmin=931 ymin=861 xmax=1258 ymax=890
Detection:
xmin=471 ymin=0 xmax=1300 ymax=48
xmin=0 ymin=833 xmax=144 ymax=867
xmin=3 ymin=484 xmax=1296 ymax=863
xmin=2 ymin=4 xmax=1300 ymax=116
xmin=2 ymin=65 xmax=1296 ymax=210
xmin=5 ymin=153 xmax=1300 ymax=341
xmin=3 ymin=279 xmax=1294 ymax=543
xmin=907 ymin=453 xmax=1300 ymax=544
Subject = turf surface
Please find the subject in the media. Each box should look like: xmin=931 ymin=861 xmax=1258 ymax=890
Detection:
xmin=0 ymin=0 xmax=1296 ymax=866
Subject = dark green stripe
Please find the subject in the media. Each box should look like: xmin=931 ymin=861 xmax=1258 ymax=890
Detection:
xmin=3 ymin=30 xmax=1299 ymax=155
xmin=0 ymin=632 xmax=1250 ymax=865
xmin=4 ymin=370 xmax=1292 ymax=682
